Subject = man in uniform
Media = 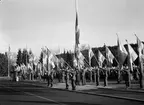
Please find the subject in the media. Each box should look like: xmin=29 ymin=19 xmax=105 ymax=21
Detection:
xmin=49 ymin=70 xmax=54 ymax=87
xmin=65 ymin=68 xmax=70 ymax=89
xmin=76 ymin=68 xmax=80 ymax=85
xmin=96 ymin=66 xmax=100 ymax=86
xmin=81 ymin=67 xmax=86 ymax=85
xmin=123 ymin=66 xmax=130 ymax=89
xmin=70 ymin=69 xmax=76 ymax=90
xmin=102 ymin=66 xmax=108 ymax=87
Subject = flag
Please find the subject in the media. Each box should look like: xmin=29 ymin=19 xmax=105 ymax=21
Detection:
xmin=127 ymin=40 xmax=138 ymax=62
xmin=75 ymin=11 xmax=80 ymax=45
xmin=97 ymin=50 xmax=105 ymax=67
xmin=59 ymin=57 xmax=65 ymax=68
xmin=126 ymin=40 xmax=138 ymax=71
xmin=41 ymin=48 xmax=47 ymax=64
xmin=48 ymin=52 xmax=59 ymax=69
xmin=88 ymin=47 xmax=94 ymax=66
xmin=117 ymin=35 xmax=128 ymax=67
xmin=73 ymin=56 xmax=78 ymax=67
xmin=75 ymin=2 xmax=80 ymax=61
xmin=77 ymin=52 xmax=85 ymax=68
xmin=136 ymin=35 xmax=144 ymax=57
xmin=105 ymin=45 xmax=115 ymax=64
xmin=89 ymin=48 xmax=94 ymax=60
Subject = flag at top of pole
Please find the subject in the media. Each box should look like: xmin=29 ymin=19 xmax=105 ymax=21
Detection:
xmin=75 ymin=0 xmax=80 ymax=45
xmin=75 ymin=0 xmax=80 ymax=67
xmin=117 ymin=34 xmax=128 ymax=68
xmin=126 ymin=39 xmax=138 ymax=71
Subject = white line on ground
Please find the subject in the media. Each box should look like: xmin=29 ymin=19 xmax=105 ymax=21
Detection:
xmin=0 ymin=84 xmax=67 ymax=105
xmin=24 ymin=92 xmax=67 ymax=105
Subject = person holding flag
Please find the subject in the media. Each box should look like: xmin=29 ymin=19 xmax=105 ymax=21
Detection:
xmin=135 ymin=34 xmax=144 ymax=88
xmin=103 ymin=44 xmax=115 ymax=86
xmin=97 ymin=50 xmax=105 ymax=86
xmin=117 ymin=34 xmax=128 ymax=83
xmin=125 ymin=39 xmax=138 ymax=88
xmin=88 ymin=47 xmax=94 ymax=83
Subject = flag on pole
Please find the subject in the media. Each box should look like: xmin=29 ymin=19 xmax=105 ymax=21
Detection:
xmin=126 ymin=40 xmax=138 ymax=62
xmin=126 ymin=40 xmax=138 ymax=71
xmin=97 ymin=50 xmax=105 ymax=67
xmin=77 ymin=52 xmax=85 ymax=68
xmin=75 ymin=7 xmax=80 ymax=45
xmin=105 ymin=45 xmax=115 ymax=64
xmin=88 ymin=48 xmax=94 ymax=61
xmin=117 ymin=35 xmax=128 ymax=67
xmin=59 ymin=57 xmax=65 ymax=68
xmin=41 ymin=47 xmax=48 ymax=64
xmin=74 ymin=0 xmax=80 ymax=60
xmin=136 ymin=35 xmax=144 ymax=57
xmin=73 ymin=56 xmax=78 ymax=67
xmin=88 ymin=47 xmax=94 ymax=66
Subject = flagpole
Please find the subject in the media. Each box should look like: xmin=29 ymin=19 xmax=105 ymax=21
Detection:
xmin=8 ymin=44 xmax=10 ymax=78
xmin=134 ymin=35 xmax=144 ymax=88
xmin=75 ymin=0 xmax=78 ymax=13
xmin=75 ymin=0 xmax=80 ymax=70
xmin=26 ymin=45 xmax=28 ymax=67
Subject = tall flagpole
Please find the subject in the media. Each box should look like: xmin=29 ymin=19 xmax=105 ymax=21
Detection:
xmin=75 ymin=0 xmax=78 ymax=13
xmin=26 ymin=45 xmax=28 ymax=67
xmin=8 ymin=44 xmax=10 ymax=78
xmin=75 ymin=0 xmax=80 ymax=69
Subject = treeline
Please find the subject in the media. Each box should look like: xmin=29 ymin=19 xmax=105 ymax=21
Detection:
xmin=0 ymin=53 xmax=8 ymax=76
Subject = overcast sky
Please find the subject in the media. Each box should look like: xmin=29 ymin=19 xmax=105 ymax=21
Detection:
xmin=0 ymin=0 xmax=144 ymax=56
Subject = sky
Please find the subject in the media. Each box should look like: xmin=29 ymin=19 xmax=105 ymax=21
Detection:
xmin=0 ymin=0 xmax=144 ymax=56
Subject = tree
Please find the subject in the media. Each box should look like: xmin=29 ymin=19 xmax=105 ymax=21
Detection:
xmin=22 ymin=49 xmax=29 ymax=65
xmin=39 ymin=51 xmax=43 ymax=64
xmin=66 ymin=51 xmax=73 ymax=68
xmin=0 ymin=53 xmax=8 ymax=76
xmin=16 ymin=49 xmax=22 ymax=66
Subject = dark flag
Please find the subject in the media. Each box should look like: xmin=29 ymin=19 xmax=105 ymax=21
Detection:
xmin=74 ymin=0 xmax=80 ymax=63
xmin=75 ymin=12 xmax=80 ymax=45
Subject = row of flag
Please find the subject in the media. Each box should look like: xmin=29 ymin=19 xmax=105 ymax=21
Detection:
xmin=74 ymin=33 xmax=144 ymax=71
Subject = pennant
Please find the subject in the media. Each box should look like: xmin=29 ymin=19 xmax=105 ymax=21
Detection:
xmin=77 ymin=52 xmax=85 ymax=68
xmin=41 ymin=47 xmax=48 ymax=64
xmin=73 ymin=56 xmax=78 ymax=67
xmin=136 ymin=35 xmax=144 ymax=57
xmin=89 ymin=48 xmax=94 ymax=60
xmin=48 ymin=53 xmax=59 ymax=69
xmin=88 ymin=47 xmax=94 ymax=66
xmin=127 ymin=40 xmax=138 ymax=62
xmin=117 ymin=35 xmax=128 ymax=67
xmin=97 ymin=50 xmax=105 ymax=67
xmin=59 ymin=57 xmax=65 ymax=68
xmin=75 ymin=12 xmax=80 ymax=45
xmin=126 ymin=40 xmax=138 ymax=71
xmin=105 ymin=45 xmax=115 ymax=64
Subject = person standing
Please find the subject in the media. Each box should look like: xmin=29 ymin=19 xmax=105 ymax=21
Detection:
xmin=49 ymin=70 xmax=54 ymax=87
xmin=76 ymin=69 xmax=80 ymax=85
xmin=96 ymin=66 xmax=100 ymax=86
xmin=103 ymin=67 xmax=108 ymax=87
xmin=70 ymin=69 xmax=76 ymax=90
xmin=65 ymin=68 xmax=70 ymax=89
xmin=123 ymin=66 xmax=131 ymax=89
xmin=62 ymin=69 xmax=65 ymax=83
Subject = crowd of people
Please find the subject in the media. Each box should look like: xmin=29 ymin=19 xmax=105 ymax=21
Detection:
xmin=10 ymin=57 xmax=141 ymax=91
